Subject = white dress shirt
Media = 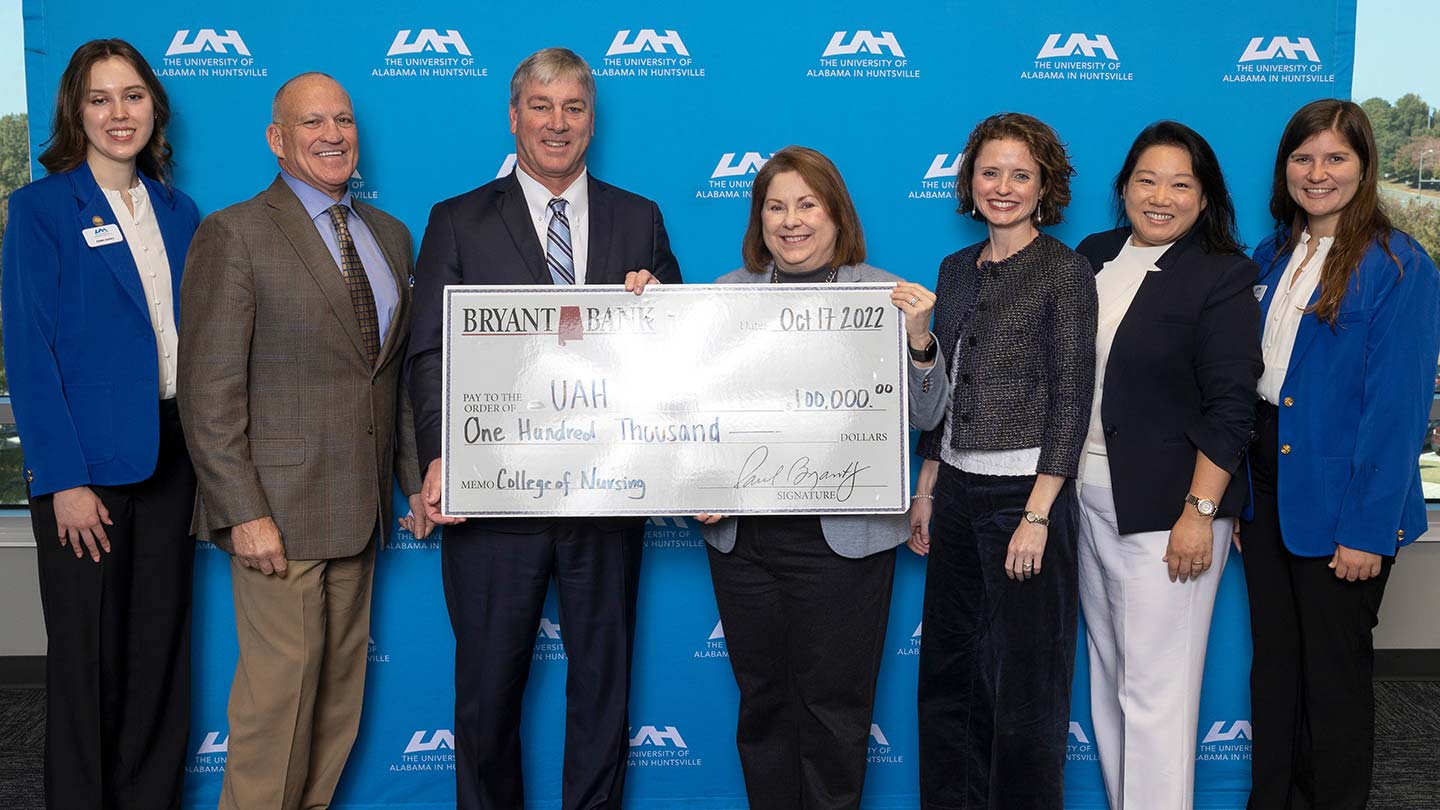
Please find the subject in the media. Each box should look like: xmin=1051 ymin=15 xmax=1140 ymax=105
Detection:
xmin=1258 ymin=230 xmax=1330 ymax=404
xmin=103 ymin=184 xmax=178 ymax=399
xmin=1079 ymin=239 xmax=1171 ymax=487
xmin=514 ymin=167 xmax=590 ymax=285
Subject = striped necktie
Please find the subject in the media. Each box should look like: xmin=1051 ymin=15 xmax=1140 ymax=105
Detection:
xmin=546 ymin=197 xmax=576 ymax=285
xmin=327 ymin=203 xmax=381 ymax=364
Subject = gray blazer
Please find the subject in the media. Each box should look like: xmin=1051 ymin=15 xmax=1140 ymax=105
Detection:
xmin=700 ymin=262 xmax=948 ymax=558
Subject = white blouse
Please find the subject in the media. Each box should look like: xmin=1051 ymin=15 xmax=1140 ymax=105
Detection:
xmin=1078 ymin=239 xmax=1171 ymax=487
xmin=103 ymin=183 xmax=178 ymax=399
xmin=1257 ymin=231 xmax=1331 ymax=404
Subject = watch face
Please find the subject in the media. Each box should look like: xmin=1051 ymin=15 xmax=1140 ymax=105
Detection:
xmin=1198 ymin=499 xmax=1217 ymax=517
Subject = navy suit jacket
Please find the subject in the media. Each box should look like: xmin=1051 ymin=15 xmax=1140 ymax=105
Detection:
xmin=406 ymin=170 xmax=681 ymax=525
xmin=1076 ymin=227 xmax=1262 ymax=534
xmin=1253 ymin=228 xmax=1440 ymax=557
xmin=1 ymin=163 xmax=200 ymax=496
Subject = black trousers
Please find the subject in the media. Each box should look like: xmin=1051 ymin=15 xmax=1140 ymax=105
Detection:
xmin=442 ymin=519 xmax=643 ymax=810
xmin=1242 ymin=402 xmax=1391 ymax=810
xmin=706 ymin=517 xmax=896 ymax=810
xmin=917 ymin=465 xmax=1078 ymax=810
xmin=30 ymin=398 xmax=196 ymax=810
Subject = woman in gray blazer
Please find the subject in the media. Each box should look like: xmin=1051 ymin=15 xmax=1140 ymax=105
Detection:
xmin=695 ymin=146 xmax=946 ymax=810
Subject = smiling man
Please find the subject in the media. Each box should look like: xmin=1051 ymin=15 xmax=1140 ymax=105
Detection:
xmin=406 ymin=48 xmax=680 ymax=810
xmin=178 ymin=72 xmax=427 ymax=810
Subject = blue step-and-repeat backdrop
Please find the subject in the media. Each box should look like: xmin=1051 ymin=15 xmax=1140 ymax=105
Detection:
xmin=23 ymin=1 xmax=1356 ymax=807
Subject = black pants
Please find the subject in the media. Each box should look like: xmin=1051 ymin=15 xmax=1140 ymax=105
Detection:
xmin=442 ymin=519 xmax=643 ymax=810
xmin=30 ymin=398 xmax=196 ymax=810
xmin=917 ymin=465 xmax=1078 ymax=810
xmin=1242 ymin=402 xmax=1391 ymax=810
xmin=706 ymin=517 xmax=896 ymax=810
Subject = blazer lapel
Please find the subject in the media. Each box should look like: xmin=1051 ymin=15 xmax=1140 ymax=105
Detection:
xmin=497 ymin=174 xmax=552 ymax=285
xmin=262 ymin=177 xmax=371 ymax=363
xmin=355 ymin=199 xmax=411 ymax=370
xmin=586 ymin=176 xmax=612 ymax=285
xmin=70 ymin=165 xmax=149 ymax=318
xmin=1282 ymin=285 xmax=1326 ymax=374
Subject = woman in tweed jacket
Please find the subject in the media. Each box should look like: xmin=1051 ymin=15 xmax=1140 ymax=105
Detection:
xmin=907 ymin=113 xmax=1097 ymax=809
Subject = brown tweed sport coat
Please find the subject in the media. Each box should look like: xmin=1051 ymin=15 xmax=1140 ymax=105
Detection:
xmin=178 ymin=175 xmax=422 ymax=559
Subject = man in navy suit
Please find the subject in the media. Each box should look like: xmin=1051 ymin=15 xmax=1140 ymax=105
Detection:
xmin=405 ymin=47 xmax=681 ymax=810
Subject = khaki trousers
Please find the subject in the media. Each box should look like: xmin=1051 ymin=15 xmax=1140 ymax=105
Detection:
xmin=219 ymin=541 xmax=376 ymax=810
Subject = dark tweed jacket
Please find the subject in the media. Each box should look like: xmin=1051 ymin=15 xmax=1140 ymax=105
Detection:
xmin=917 ymin=233 xmax=1097 ymax=477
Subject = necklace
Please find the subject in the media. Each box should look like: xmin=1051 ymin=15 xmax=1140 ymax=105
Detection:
xmin=771 ymin=265 xmax=839 ymax=283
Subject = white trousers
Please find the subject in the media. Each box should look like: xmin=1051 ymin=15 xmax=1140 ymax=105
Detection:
xmin=1076 ymin=483 xmax=1232 ymax=810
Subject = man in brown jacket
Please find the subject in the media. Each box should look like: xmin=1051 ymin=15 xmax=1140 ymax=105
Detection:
xmin=178 ymin=72 xmax=428 ymax=810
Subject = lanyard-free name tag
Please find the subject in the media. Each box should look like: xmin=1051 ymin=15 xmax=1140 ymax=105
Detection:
xmin=82 ymin=224 xmax=124 ymax=248
xmin=1252 ymin=284 xmax=1268 ymax=302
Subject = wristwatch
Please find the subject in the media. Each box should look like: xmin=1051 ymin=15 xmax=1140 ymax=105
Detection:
xmin=908 ymin=334 xmax=938 ymax=363
xmin=1184 ymin=493 xmax=1218 ymax=518
xmin=1023 ymin=510 xmax=1050 ymax=527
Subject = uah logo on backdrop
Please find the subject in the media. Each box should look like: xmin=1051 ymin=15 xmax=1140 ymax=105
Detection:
xmin=372 ymin=28 xmax=488 ymax=78
xmin=695 ymin=618 xmax=728 ymax=660
xmin=628 ymin=725 xmax=703 ymax=768
xmin=696 ymin=152 xmax=771 ymax=200
xmin=1198 ymin=720 xmax=1252 ymax=762
xmin=908 ymin=154 xmax=961 ymax=201
xmin=595 ymin=29 xmax=704 ymax=79
xmin=158 ymin=29 xmax=267 ymax=79
xmin=867 ymin=722 xmax=903 ymax=765
xmin=368 ymin=634 xmax=391 ymax=664
xmin=1023 ymin=32 xmax=1132 ymax=82
xmin=392 ymin=729 xmax=457 ymax=773
xmin=808 ymin=30 xmax=918 ymax=79
xmin=534 ymin=615 xmax=568 ymax=662
xmin=348 ymin=169 xmax=381 ymax=203
xmin=895 ymin=620 xmax=922 ymax=657
xmin=1223 ymin=36 xmax=1334 ymax=84
xmin=1067 ymin=720 xmax=1098 ymax=762
xmin=645 ymin=515 xmax=702 ymax=548
xmin=187 ymin=730 xmax=228 ymax=775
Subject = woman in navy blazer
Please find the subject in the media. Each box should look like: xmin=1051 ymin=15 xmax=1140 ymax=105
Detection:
xmin=1 ymin=39 xmax=200 ymax=810
xmin=1243 ymin=99 xmax=1440 ymax=809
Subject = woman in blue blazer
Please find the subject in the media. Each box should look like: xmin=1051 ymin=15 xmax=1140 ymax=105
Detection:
xmin=1243 ymin=98 xmax=1440 ymax=810
xmin=1 ymin=39 xmax=201 ymax=810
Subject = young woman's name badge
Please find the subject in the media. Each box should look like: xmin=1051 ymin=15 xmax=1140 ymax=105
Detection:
xmin=1252 ymin=284 xmax=1268 ymax=302
xmin=82 ymin=224 xmax=124 ymax=248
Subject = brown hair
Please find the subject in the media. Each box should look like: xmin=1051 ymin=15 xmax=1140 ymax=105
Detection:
xmin=955 ymin=112 xmax=1074 ymax=226
xmin=742 ymin=146 xmax=866 ymax=274
xmin=1268 ymin=99 xmax=1395 ymax=325
xmin=38 ymin=39 xmax=174 ymax=184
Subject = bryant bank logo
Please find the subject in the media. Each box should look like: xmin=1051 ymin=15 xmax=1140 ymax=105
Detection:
xmin=196 ymin=731 xmax=228 ymax=755
xmin=1036 ymin=33 xmax=1118 ymax=60
xmin=405 ymin=729 xmax=455 ymax=754
xmin=1203 ymin=720 xmax=1253 ymax=744
xmin=712 ymin=152 xmax=769 ymax=179
xmin=1240 ymin=36 xmax=1319 ymax=63
xmin=607 ymin=29 xmax=689 ymax=56
xmin=629 ymin=725 xmax=688 ymax=748
xmin=925 ymin=154 xmax=962 ymax=179
xmin=496 ymin=153 xmax=517 ymax=178
xmin=166 ymin=29 xmax=250 ymax=56
xmin=388 ymin=29 xmax=471 ymax=56
xmin=824 ymin=30 xmax=905 ymax=57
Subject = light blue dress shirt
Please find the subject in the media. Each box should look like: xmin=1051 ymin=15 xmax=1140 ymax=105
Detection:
xmin=281 ymin=170 xmax=399 ymax=342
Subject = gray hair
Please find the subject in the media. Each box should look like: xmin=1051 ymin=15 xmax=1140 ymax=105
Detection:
xmin=272 ymin=71 xmax=340 ymax=122
xmin=508 ymin=48 xmax=595 ymax=107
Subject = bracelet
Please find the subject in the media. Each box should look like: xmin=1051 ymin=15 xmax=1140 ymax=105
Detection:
xmin=911 ymin=494 xmax=934 ymax=500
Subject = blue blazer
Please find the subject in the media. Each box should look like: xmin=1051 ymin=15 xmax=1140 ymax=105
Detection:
xmin=1254 ymin=229 xmax=1440 ymax=557
xmin=1 ymin=163 xmax=201 ymax=496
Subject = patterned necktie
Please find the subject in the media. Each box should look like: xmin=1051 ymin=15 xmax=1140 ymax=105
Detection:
xmin=546 ymin=198 xmax=576 ymax=285
xmin=327 ymin=203 xmax=381 ymax=364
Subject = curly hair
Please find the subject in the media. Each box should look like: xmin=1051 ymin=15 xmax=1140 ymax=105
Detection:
xmin=955 ymin=112 xmax=1074 ymax=226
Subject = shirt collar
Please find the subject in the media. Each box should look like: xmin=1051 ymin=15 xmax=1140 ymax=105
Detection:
xmin=514 ymin=165 xmax=589 ymax=224
xmin=281 ymin=169 xmax=357 ymax=223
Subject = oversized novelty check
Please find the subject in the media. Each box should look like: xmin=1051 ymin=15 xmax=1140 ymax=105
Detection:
xmin=441 ymin=284 xmax=911 ymax=516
